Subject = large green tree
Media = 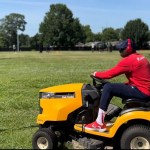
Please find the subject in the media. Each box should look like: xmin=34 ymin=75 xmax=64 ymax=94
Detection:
xmin=148 ymin=30 xmax=150 ymax=40
xmin=93 ymin=32 xmax=102 ymax=41
xmin=82 ymin=25 xmax=94 ymax=42
xmin=0 ymin=13 xmax=26 ymax=50
xmin=102 ymin=27 xmax=119 ymax=42
xmin=121 ymin=18 xmax=149 ymax=49
xmin=39 ymin=4 xmax=85 ymax=49
xmin=0 ymin=32 xmax=5 ymax=48
xmin=30 ymin=33 xmax=43 ymax=50
xmin=115 ymin=28 xmax=123 ymax=40
xmin=19 ymin=34 xmax=30 ymax=49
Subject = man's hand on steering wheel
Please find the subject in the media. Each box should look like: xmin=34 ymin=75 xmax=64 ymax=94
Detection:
xmin=91 ymin=72 xmax=97 ymax=77
xmin=90 ymin=72 xmax=109 ymax=85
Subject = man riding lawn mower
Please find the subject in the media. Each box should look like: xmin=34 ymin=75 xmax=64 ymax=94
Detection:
xmin=32 ymin=39 xmax=150 ymax=149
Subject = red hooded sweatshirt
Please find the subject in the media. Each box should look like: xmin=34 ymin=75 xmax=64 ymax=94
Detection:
xmin=95 ymin=53 xmax=150 ymax=96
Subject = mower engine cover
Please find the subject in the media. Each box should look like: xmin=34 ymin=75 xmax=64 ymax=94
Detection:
xmin=37 ymin=83 xmax=99 ymax=124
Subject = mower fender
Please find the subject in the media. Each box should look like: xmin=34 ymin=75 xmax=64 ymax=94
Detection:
xmin=108 ymin=111 xmax=150 ymax=137
xmin=75 ymin=111 xmax=150 ymax=138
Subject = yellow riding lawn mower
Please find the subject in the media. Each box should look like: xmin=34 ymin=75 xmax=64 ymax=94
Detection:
xmin=32 ymin=76 xmax=150 ymax=149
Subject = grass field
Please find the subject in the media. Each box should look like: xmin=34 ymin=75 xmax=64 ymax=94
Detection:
xmin=0 ymin=50 xmax=150 ymax=149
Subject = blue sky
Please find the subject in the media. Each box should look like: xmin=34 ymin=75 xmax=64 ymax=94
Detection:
xmin=0 ymin=0 xmax=150 ymax=36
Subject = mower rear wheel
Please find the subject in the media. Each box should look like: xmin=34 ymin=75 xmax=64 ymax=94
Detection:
xmin=32 ymin=128 xmax=57 ymax=149
xmin=120 ymin=124 xmax=150 ymax=149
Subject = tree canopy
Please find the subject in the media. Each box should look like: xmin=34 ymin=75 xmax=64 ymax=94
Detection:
xmin=39 ymin=4 xmax=85 ymax=49
xmin=121 ymin=18 xmax=149 ymax=49
xmin=0 ymin=13 xmax=26 ymax=49
xmin=102 ymin=27 xmax=119 ymax=42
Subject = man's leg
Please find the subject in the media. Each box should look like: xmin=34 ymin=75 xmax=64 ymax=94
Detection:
xmin=85 ymin=82 xmax=149 ymax=132
xmin=96 ymin=82 xmax=150 ymax=125
xmin=99 ymin=83 xmax=149 ymax=111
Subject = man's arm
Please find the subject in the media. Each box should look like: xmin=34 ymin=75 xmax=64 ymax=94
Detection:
xmin=94 ymin=59 xmax=131 ymax=79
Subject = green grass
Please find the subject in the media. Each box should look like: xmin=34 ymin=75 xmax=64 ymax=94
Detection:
xmin=0 ymin=50 xmax=150 ymax=149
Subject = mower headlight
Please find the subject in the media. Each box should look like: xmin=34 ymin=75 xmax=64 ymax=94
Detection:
xmin=40 ymin=92 xmax=55 ymax=99
xmin=39 ymin=92 xmax=75 ymax=99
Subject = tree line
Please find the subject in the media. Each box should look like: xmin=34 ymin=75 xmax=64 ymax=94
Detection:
xmin=0 ymin=3 xmax=150 ymax=51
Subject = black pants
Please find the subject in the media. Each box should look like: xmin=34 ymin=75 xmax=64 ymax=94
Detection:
xmin=100 ymin=83 xmax=150 ymax=111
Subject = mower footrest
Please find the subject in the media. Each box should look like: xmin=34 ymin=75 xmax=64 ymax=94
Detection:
xmin=78 ymin=137 xmax=104 ymax=149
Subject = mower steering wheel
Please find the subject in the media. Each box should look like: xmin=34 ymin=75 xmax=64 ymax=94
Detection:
xmin=90 ymin=75 xmax=108 ymax=86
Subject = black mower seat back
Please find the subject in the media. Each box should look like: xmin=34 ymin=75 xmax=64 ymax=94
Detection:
xmin=122 ymin=98 xmax=150 ymax=107
xmin=120 ymin=98 xmax=150 ymax=116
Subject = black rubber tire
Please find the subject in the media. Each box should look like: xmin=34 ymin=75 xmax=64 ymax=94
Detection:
xmin=32 ymin=128 xmax=57 ymax=149
xmin=120 ymin=124 xmax=150 ymax=149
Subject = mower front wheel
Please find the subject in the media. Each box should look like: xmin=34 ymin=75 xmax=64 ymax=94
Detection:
xmin=32 ymin=128 xmax=57 ymax=149
xmin=120 ymin=124 xmax=150 ymax=149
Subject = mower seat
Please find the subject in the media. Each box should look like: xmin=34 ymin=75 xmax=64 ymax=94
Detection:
xmin=122 ymin=98 xmax=150 ymax=107
xmin=120 ymin=98 xmax=150 ymax=116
